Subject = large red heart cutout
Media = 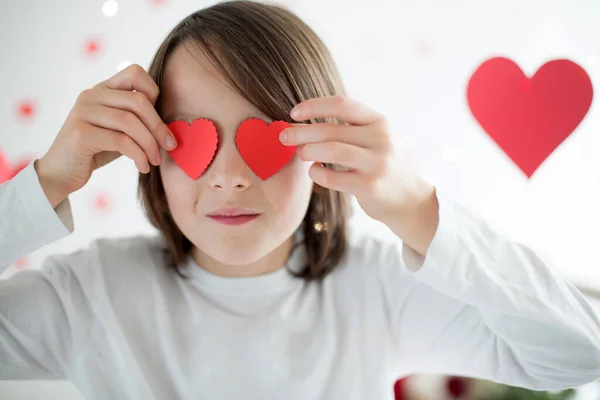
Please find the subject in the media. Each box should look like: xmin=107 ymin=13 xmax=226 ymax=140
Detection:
xmin=467 ymin=57 xmax=593 ymax=178
xmin=167 ymin=118 xmax=218 ymax=180
xmin=236 ymin=118 xmax=296 ymax=180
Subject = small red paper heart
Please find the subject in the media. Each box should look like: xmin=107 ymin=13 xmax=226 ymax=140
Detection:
xmin=236 ymin=118 xmax=296 ymax=180
xmin=467 ymin=57 xmax=593 ymax=178
xmin=167 ymin=119 xmax=218 ymax=180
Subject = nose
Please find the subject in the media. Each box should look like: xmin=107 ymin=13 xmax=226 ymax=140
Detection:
xmin=206 ymin=141 xmax=253 ymax=192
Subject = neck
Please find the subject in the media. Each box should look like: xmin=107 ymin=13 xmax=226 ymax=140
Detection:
xmin=191 ymin=235 xmax=294 ymax=278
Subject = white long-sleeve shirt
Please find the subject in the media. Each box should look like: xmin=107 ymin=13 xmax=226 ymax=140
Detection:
xmin=0 ymin=160 xmax=599 ymax=400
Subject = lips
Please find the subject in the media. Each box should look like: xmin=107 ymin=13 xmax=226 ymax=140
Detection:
xmin=207 ymin=214 xmax=260 ymax=226
xmin=206 ymin=207 xmax=261 ymax=226
xmin=206 ymin=207 xmax=260 ymax=217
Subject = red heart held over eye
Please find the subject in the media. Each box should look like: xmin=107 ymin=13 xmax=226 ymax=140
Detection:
xmin=236 ymin=118 xmax=297 ymax=180
xmin=167 ymin=119 xmax=218 ymax=180
xmin=467 ymin=57 xmax=593 ymax=178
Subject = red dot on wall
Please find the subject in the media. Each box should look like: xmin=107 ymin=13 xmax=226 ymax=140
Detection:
xmin=84 ymin=37 xmax=103 ymax=57
xmin=15 ymin=257 xmax=29 ymax=271
xmin=93 ymin=192 xmax=112 ymax=213
xmin=16 ymin=99 xmax=37 ymax=120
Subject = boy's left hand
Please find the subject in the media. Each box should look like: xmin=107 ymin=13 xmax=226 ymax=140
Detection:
xmin=280 ymin=95 xmax=434 ymax=226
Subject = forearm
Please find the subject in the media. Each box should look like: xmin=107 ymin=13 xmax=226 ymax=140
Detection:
xmin=401 ymin=192 xmax=600 ymax=387
xmin=34 ymin=159 xmax=69 ymax=209
xmin=0 ymin=161 xmax=73 ymax=268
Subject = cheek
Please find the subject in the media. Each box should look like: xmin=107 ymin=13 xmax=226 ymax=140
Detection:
xmin=159 ymin=152 xmax=199 ymax=211
xmin=263 ymin=157 xmax=313 ymax=216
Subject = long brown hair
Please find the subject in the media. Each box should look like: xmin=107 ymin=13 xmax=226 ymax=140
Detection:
xmin=138 ymin=0 xmax=351 ymax=280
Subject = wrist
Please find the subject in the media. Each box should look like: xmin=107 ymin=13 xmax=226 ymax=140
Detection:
xmin=388 ymin=180 xmax=439 ymax=257
xmin=395 ymin=177 xmax=436 ymax=220
xmin=34 ymin=158 xmax=69 ymax=209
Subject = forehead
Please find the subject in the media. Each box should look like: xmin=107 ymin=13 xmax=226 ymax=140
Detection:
xmin=160 ymin=43 xmax=271 ymax=127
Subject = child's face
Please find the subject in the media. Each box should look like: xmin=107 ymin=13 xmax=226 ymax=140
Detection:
xmin=158 ymin=43 xmax=314 ymax=274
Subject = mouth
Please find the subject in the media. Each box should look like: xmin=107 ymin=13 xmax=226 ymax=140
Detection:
xmin=206 ymin=207 xmax=261 ymax=226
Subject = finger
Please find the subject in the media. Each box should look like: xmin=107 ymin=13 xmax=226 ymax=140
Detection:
xmin=291 ymin=95 xmax=381 ymax=126
xmin=282 ymin=123 xmax=372 ymax=148
xmin=308 ymin=162 xmax=362 ymax=194
xmin=81 ymin=88 xmax=176 ymax=151
xmin=82 ymin=104 xmax=162 ymax=166
xmin=93 ymin=64 xmax=160 ymax=106
xmin=84 ymin=123 xmax=151 ymax=173
xmin=299 ymin=142 xmax=375 ymax=173
xmin=93 ymin=150 xmax=122 ymax=170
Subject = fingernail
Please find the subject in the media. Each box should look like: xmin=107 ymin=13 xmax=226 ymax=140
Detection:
xmin=279 ymin=130 xmax=288 ymax=143
xmin=165 ymin=134 xmax=177 ymax=150
xmin=290 ymin=107 xmax=301 ymax=119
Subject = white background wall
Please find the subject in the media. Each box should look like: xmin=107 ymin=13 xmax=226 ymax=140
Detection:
xmin=1 ymin=0 xmax=600 ymax=398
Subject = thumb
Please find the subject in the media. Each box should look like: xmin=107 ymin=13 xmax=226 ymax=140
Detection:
xmin=93 ymin=151 xmax=122 ymax=170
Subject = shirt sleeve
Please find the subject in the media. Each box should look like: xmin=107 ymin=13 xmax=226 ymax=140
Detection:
xmin=0 ymin=254 xmax=95 ymax=380
xmin=0 ymin=160 xmax=92 ymax=379
xmin=379 ymin=188 xmax=600 ymax=391
xmin=0 ymin=160 xmax=74 ymax=270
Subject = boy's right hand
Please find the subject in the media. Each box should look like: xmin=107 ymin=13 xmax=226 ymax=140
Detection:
xmin=35 ymin=64 xmax=177 ymax=208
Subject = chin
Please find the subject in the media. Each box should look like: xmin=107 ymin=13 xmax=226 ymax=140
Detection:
xmin=211 ymin=252 xmax=262 ymax=267
xmin=197 ymin=236 xmax=271 ymax=266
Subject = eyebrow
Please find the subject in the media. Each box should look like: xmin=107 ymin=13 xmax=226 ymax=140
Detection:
xmin=163 ymin=112 xmax=273 ymax=125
